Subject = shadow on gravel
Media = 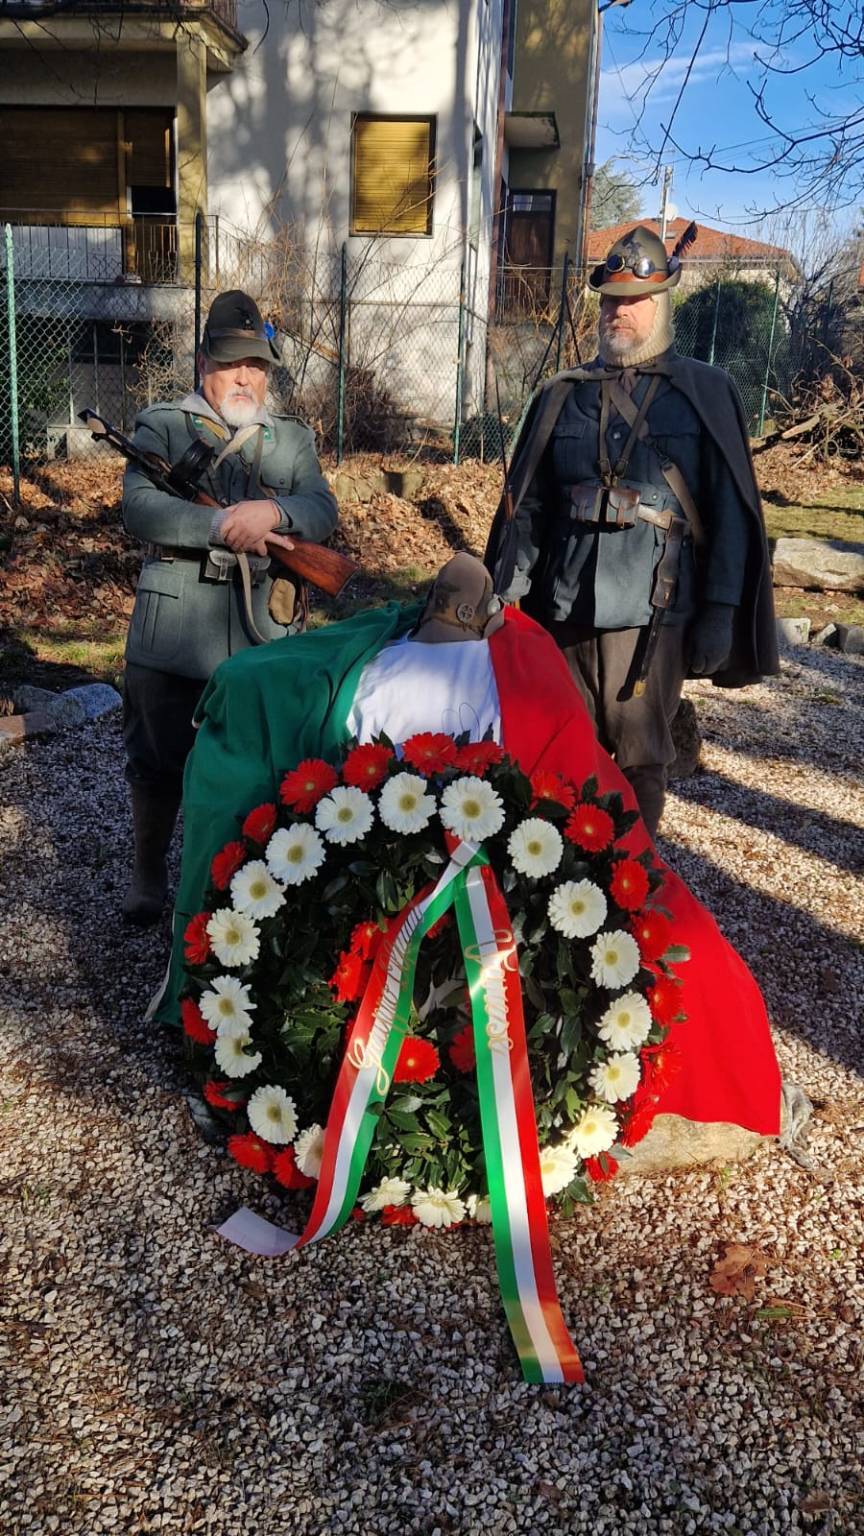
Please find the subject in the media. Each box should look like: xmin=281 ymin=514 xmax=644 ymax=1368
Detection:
xmin=672 ymin=771 xmax=864 ymax=874
xmin=710 ymin=650 xmax=863 ymax=775
xmin=658 ymin=833 xmax=864 ymax=1079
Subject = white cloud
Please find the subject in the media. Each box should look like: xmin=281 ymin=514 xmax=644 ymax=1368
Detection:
xmin=600 ymin=43 xmax=759 ymax=122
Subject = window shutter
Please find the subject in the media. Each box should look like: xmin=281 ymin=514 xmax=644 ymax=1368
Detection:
xmin=352 ymin=117 xmax=434 ymax=236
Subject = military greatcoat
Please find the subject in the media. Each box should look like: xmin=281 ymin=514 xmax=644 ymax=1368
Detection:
xmin=122 ymin=393 xmax=339 ymax=681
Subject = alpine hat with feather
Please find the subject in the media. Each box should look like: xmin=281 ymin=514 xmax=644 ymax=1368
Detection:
xmin=589 ymin=221 xmax=698 ymax=296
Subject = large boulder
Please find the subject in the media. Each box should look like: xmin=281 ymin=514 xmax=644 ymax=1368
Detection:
xmin=772 ymin=536 xmax=864 ymax=593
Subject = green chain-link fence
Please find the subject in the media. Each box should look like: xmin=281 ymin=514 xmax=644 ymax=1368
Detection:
xmin=0 ymin=212 xmax=802 ymax=491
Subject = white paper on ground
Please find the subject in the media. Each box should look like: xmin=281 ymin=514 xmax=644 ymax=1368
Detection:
xmin=215 ymin=1206 xmax=300 ymax=1257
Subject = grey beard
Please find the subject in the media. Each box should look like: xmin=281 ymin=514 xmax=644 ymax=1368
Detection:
xmin=220 ymin=396 xmax=261 ymax=428
xmin=599 ymin=327 xmax=639 ymax=360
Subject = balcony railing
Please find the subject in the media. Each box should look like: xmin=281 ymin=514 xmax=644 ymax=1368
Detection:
xmin=10 ymin=0 xmax=240 ymax=33
xmin=495 ymin=264 xmax=556 ymax=323
xmin=3 ymin=212 xmax=190 ymax=284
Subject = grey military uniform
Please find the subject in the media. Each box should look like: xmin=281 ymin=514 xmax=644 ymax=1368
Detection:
xmin=123 ymin=393 xmax=338 ymax=680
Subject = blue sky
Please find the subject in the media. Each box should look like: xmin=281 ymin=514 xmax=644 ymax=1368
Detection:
xmin=596 ymin=1 xmax=861 ymax=246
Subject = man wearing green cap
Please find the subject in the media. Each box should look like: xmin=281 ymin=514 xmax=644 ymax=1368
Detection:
xmin=485 ymin=223 xmax=777 ymax=838
xmin=121 ymin=288 xmax=339 ymax=925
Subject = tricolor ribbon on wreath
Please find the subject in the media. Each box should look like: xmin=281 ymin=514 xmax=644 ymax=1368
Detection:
xmin=218 ymin=836 xmax=585 ymax=1386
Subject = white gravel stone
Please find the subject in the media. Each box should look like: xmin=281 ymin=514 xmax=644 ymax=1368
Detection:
xmin=1 ymin=649 xmax=862 ymax=1534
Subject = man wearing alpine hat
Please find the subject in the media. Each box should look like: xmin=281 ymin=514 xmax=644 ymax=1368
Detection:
xmin=120 ymin=288 xmax=338 ymax=924
xmin=485 ymin=223 xmax=778 ymax=838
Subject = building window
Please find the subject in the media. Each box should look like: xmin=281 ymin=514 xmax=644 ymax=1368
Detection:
xmin=351 ymin=115 xmax=436 ymax=237
xmin=500 ymin=189 xmax=556 ymax=316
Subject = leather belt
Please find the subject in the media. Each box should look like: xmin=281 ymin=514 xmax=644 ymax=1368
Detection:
xmin=147 ymin=546 xmax=270 ymax=586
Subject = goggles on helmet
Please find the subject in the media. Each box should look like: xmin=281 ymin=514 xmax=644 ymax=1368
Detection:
xmin=604 ymin=251 xmax=680 ymax=279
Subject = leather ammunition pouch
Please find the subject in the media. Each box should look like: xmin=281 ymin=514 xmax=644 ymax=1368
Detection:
xmin=148 ymin=544 xmax=269 ymax=587
xmin=562 ymin=481 xmax=679 ymax=532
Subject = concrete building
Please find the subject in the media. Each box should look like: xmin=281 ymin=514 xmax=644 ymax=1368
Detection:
xmin=0 ymin=0 xmax=599 ymax=442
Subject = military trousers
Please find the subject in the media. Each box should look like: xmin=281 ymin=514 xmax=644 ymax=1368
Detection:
xmin=123 ymin=663 xmax=205 ymax=796
xmin=552 ymin=621 xmax=687 ymax=839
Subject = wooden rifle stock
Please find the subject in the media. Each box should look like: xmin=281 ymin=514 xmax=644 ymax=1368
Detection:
xmin=80 ymin=408 xmax=356 ymax=599
xmin=189 ymin=483 xmax=354 ymax=597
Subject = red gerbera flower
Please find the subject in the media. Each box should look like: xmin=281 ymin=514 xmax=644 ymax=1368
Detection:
xmin=203 ymin=1079 xmax=244 ymax=1112
xmin=393 ymin=1036 xmax=440 ymax=1084
xmin=631 ymin=910 xmax=672 ymax=962
xmin=279 ymin=758 xmax=339 ymax=814
xmin=181 ymin=996 xmax=216 ymax=1046
xmin=609 ymin=858 xmax=650 ymax=912
xmin=350 ymin=1206 xmax=366 ymax=1222
xmin=349 ymin=919 xmax=384 ymax=963
xmin=530 ymin=769 xmax=576 ymax=810
xmin=329 ymin=950 xmax=371 ymax=1004
xmin=183 ymin=911 xmax=212 ymax=965
xmin=272 ymin=1146 xmax=315 ymax=1189
xmin=401 ymin=732 xmax=458 ymax=775
xmin=211 ymin=840 xmax=247 ymax=892
xmin=455 ymin=741 xmax=505 ymax=776
xmin=448 ymin=1022 xmax=475 ymax=1073
xmin=584 ymin=1153 xmax=619 ymax=1183
xmin=565 ymin=803 xmax=614 ymax=853
xmin=342 ymin=742 xmax=394 ymax=790
xmin=640 ymin=1040 xmax=683 ymax=1095
xmin=619 ymin=1100 xmax=658 ymax=1149
xmin=380 ymin=1204 xmax=418 ymax=1227
xmin=241 ymin=802 xmax=277 ymax=845
xmin=227 ymin=1132 xmax=273 ymax=1175
xmin=646 ymin=975 xmax=685 ymax=1025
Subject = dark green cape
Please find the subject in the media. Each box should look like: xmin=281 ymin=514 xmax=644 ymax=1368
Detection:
xmin=484 ymin=353 xmax=779 ymax=687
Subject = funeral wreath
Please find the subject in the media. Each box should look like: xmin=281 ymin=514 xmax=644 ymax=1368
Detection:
xmin=181 ymin=733 xmax=688 ymax=1228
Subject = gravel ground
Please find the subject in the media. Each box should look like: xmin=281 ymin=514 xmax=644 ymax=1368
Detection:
xmin=1 ymin=647 xmax=862 ymax=1536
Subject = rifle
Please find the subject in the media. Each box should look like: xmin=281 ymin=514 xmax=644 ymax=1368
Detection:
xmin=79 ymin=410 xmax=356 ymax=598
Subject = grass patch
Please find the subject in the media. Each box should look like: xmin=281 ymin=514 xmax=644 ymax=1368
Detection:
xmin=0 ymin=624 xmax=126 ymax=692
xmin=761 ymin=482 xmax=864 ymax=543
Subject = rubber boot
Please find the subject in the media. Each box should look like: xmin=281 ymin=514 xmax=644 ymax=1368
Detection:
xmin=122 ymin=784 xmax=180 ymax=926
xmin=622 ymin=764 xmax=667 ymax=842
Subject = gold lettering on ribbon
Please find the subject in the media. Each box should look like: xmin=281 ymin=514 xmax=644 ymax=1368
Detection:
xmin=347 ymin=1037 xmax=391 ymax=1096
xmin=464 ymin=926 xmax=515 ymax=1056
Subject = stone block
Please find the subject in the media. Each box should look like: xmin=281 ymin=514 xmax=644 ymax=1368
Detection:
xmin=773 ymin=536 xmax=864 ymax=593
xmin=776 ymin=616 xmax=811 ymax=649
xmin=834 ymin=623 xmax=864 ymax=655
xmin=64 ymin=683 xmax=123 ymax=719
xmin=812 ymin=623 xmax=838 ymax=647
xmin=616 ymin=1113 xmax=768 ymax=1174
xmin=12 ymin=685 xmax=61 ymax=712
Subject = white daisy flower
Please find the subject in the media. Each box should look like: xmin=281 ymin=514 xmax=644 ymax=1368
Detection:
xmin=548 ymin=879 xmax=608 ymax=939
xmin=294 ymin=1123 xmax=326 ymax=1178
xmin=411 ymin=1186 xmax=467 ymax=1228
xmin=230 ymin=861 xmax=286 ymax=920
xmin=199 ymin=975 xmax=256 ymax=1033
xmin=508 ymin=818 xmax=564 ymax=879
xmin=597 ymin=992 xmax=652 ymax=1051
xmin=361 ymin=1176 xmax=412 ymax=1213
xmin=378 ymin=772 xmax=437 ymax=834
xmin=538 ymin=1143 xmax=579 ymax=1197
xmin=205 ymin=908 xmax=260 ymax=967
xmin=214 ymin=1029 xmax=262 ymax=1079
xmin=439 ymin=777 xmax=505 ymax=844
xmin=266 ymin=823 xmax=326 ymax=886
xmin=247 ymin=1084 xmax=298 ymax=1145
xmin=590 ymin=929 xmax=641 ymax=990
xmin=466 ymin=1193 xmax=493 ymax=1225
xmin=569 ymin=1103 xmax=618 ymax=1159
xmin=315 ymin=786 xmax=374 ymax=846
xmin=589 ymin=1051 xmax=641 ymax=1104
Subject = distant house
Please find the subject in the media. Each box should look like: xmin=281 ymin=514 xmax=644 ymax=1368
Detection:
xmin=586 ymin=218 xmax=797 ymax=290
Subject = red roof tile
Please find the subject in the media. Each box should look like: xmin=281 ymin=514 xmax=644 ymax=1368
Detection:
xmin=586 ymin=217 xmax=791 ymax=265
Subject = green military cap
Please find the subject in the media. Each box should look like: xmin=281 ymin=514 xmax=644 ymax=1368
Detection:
xmin=202 ymin=289 xmax=281 ymax=364
xmin=588 ymin=222 xmax=696 ymax=296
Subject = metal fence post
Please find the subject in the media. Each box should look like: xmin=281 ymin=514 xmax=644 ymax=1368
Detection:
xmin=707 ymin=275 xmax=721 ymax=367
xmin=758 ymin=268 xmax=781 ymax=437
xmin=453 ymin=260 xmax=466 ymax=465
xmin=555 ymin=253 xmax=570 ymax=373
xmin=336 ymin=241 xmax=348 ymax=465
xmin=4 ymin=224 xmax=20 ymax=502
xmin=193 ymin=209 xmax=204 ymax=392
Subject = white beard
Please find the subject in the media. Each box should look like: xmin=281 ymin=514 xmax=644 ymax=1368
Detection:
xmin=598 ymin=325 xmax=641 ymax=360
xmin=220 ymin=395 xmax=261 ymax=428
